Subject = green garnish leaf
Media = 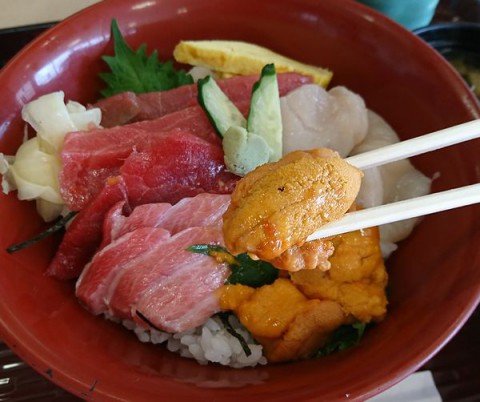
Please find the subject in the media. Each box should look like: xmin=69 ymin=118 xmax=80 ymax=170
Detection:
xmin=187 ymin=244 xmax=279 ymax=288
xmin=229 ymin=252 xmax=279 ymax=287
xmin=187 ymin=243 xmax=225 ymax=256
xmin=314 ymin=322 xmax=367 ymax=358
xmin=99 ymin=19 xmax=193 ymax=97
xmin=6 ymin=211 xmax=77 ymax=254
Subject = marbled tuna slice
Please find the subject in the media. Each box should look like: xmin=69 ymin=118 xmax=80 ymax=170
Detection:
xmin=104 ymin=193 xmax=230 ymax=241
xmin=132 ymin=240 xmax=229 ymax=333
xmin=99 ymin=200 xmax=129 ymax=249
xmin=76 ymin=227 xmax=170 ymax=315
xmin=106 ymin=226 xmax=226 ymax=323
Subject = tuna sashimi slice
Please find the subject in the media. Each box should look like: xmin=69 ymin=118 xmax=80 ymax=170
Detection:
xmin=60 ymin=126 xmax=158 ymax=211
xmin=157 ymin=193 xmax=230 ymax=233
xmin=99 ymin=200 xmax=129 ymax=249
xmin=105 ymin=193 xmax=230 ymax=242
xmin=47 ymin=176 xmax=128 ymax=280
xmin=120 ymin=131 xmax=238 ymax=206
xmin=133 ymin=243 xmax=229 ymax=333
xmin=60 ymin=104 xmax=246 ymax=211
xmin=95 ymin=72 xmax=312 ymax=127
xmin=106 ymin=226 xmax=226 ymax=322
xmin=76 ymin=227 xmax=170 ymax=315
xmin=92 ymin=91 xmax=140 ymax=128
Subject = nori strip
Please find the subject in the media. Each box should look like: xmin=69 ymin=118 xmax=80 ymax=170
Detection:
xmin=135 ymin=310 xmax=163 ymax=332
xmin=6 ymin=211 xmax=77 ymax=253
xmin=217 ymin=312 xmax=252 ymax=357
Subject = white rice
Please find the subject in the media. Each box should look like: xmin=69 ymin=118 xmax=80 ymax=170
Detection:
xmin=121 ymin=315 xmax=267 ymax=368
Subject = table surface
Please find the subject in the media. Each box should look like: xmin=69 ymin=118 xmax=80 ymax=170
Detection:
xmin=0 ymin=1 xmax=479 ymax=401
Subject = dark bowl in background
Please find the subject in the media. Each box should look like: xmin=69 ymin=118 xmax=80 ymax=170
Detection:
xmin=415 ymin=22 xmax=480 ymax=95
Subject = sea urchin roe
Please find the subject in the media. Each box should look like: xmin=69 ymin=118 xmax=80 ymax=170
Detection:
xmin=290 ymin=226 xmax=388 ymax=323
xmin=219 ymin=278 xmax=347 ymax=362
xmin=222 ymin=148 xmax=362 ymax=264
xmin=268 ymin=239 xmax=335 ymax=272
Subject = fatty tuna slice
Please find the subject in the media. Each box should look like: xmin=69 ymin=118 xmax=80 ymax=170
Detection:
xmin=152 ymin=193 xmax=230 ymax=233
xmin=133 ymin=246 xmax=228 ymax=333
xmin=106 ymin=226 xmax=226 ymax=323
xmin=99 ymin=200 xmax=131 ymax=249
xmin=76 ymin=227 xmax=170 ymax=315
xmin=105 ymin=193 xmax=230 ymax=242
xmin=75 ymin=193 xmax=231 ymax=332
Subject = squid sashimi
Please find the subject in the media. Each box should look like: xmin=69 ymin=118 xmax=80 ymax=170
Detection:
xmin=280 ymin=85 xmax=369 ymax=156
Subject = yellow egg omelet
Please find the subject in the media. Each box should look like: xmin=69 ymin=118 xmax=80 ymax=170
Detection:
xmin=173 ymin=40 xmax=332 ymax=87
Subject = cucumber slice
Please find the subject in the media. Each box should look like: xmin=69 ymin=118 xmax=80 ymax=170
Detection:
xmin=223 ymin=125 xmax=270 ymax=176
xmin=247 ymin=64 xmax=283 ymax=162
xmin=197 ymin=76 xmax=246 ymax=137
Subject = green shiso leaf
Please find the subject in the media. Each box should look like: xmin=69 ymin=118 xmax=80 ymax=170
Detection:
xmin=314 ymin=322 xmax=367 ymax=358
xmin=99 ymin=19 xmax=193 ymax=98
xmin=187 ymin=244 xmax=279 ymax=288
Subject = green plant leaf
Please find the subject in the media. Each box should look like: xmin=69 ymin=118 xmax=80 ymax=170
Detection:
xmin=187 ymin=244 xmax=279 ymax=288
xmin=314 ymin=322 xmax=367 ymax=357
xmin=99 ymin=19 xmax=193 ymax=98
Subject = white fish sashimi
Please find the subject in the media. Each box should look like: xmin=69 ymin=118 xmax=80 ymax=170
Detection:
xmin=351 ymin=110 xmax=399 ymax=153
xmin=354 ymin=166 xmax=383 ymax=209
xmin=352 ymin=111 xmax=432 ymax=255
xmin=188 ymin=66 xmax=216 ymax=82
xmin=281 ymin=85 xmax=368 ymax=157
xmin=378 ymin=169 xmax=432 ymax=245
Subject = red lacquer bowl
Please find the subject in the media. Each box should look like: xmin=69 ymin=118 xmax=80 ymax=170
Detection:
xmin=0 ymin=0 xmax=479 ymax=400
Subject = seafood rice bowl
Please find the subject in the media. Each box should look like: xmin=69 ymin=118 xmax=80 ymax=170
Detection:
xmin=0 ymin=0 xmax=479 ymax=401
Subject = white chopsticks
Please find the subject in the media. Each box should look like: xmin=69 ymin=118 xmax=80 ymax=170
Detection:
xmin=307 ymin=119 xmax=480 ymax=241
xmin=307 ymin=183 xmax=480 ymax=241
xmin=345 ymin=119 xmax=480 ymax=170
